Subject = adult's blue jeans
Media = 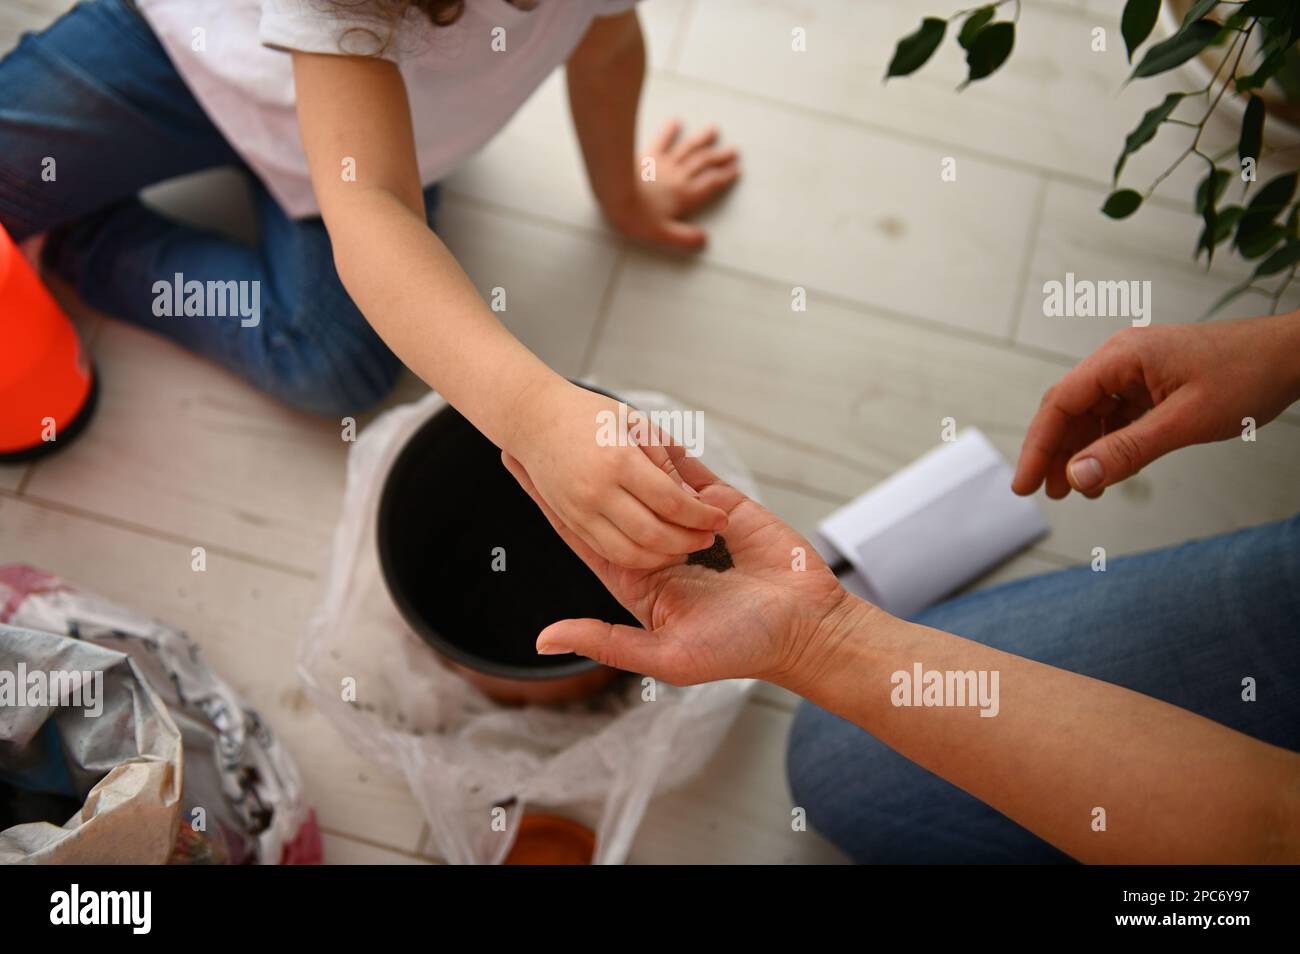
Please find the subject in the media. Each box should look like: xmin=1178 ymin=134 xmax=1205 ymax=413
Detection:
xmin=0 ymin=0 xmax=427 ymax=416
xmin=786 ymin=515 xmax=1300 ymax=863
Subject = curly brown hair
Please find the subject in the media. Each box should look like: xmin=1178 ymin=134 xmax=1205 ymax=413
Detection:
xmin=329 ymin=0 xmax=466 ymax=55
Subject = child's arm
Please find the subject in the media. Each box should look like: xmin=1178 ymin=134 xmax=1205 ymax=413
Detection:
xmin=292 ymin=52 xmax=727 ymax=566
xmin=566 ymin=10 xmax=740 ymax=249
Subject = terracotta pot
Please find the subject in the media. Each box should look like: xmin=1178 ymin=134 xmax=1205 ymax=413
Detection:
xmin=503 ymin=814 xmax=596 ymax=865
xmin=375 ymin=388 xmax=634 ymax=706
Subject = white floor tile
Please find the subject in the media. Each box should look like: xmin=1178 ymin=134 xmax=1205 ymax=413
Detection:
xmin=23 ymin=320 xmax=350 ymax=577
xmin=1016 ymin=178 xmax=1300 ymax=358
xmin=672 ymin=0 xmax=1250 ymax=197
xmin=0 ymin=467 xmax=27 ymax=492
xmin=450 ymin=70 xmax=1042 ymax=337
xmin=436 ymin=195 xmax=620 ymax=378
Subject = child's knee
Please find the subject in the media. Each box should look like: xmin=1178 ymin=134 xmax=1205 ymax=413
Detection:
xmin=258 ymin=296 xmax=403 ymax=418
xmin=281 ymin=342 xmax=403 ymax=419
xmin=0 ymin=154 xmax=51 ymax=242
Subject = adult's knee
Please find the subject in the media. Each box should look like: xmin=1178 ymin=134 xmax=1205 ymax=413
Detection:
xmin=787 ymin=700 xmax=1074 ymax=863
xmin=786 ymin=701 xmax=901 ymax=861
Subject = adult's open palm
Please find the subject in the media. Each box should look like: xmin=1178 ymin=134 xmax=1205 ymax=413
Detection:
xmin=501 ymin=449 xmax=846 ymax=687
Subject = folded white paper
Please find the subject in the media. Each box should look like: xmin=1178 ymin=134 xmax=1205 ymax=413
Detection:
xmin=812 ymin=429 xmax=1047 ymax=619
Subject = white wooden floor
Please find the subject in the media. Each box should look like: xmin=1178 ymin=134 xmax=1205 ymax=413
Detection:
xmin=4 ymin=0 xmax=1300 ymax=864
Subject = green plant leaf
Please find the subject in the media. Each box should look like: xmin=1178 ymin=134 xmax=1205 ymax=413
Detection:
xmin=1241 ymin=0 xmax=1292 ymax=16
xmin=1237 ymin=46 xmax=1289 ymax=92
xmin=962 ymin=21 xmax=1015 ymax=86
xmin=1253 ymin=239 xmax=1300 ymax=277
xmin=1121 ymin=0 xmax=1162 ymax=62
xmin=1131 ymin=20 xmax=1219 ymax=78
xmin=1238 ymin=171 xmax=1300 ymax=244
xmin=1198 ymin=204 xmax=1244 ymax=263
xmin=1223 ymin=10 xmax=1251 ymax=34
xmin=958 ymin=6 xmax=996 ymax=50
xmin=1182 ymin=0 xmax=1220 ymax=27
xmin=1239 ymin=95 xmax=1266 ymax=166
xmin=1103 ymin=189 xmax=1144 ymax=219
xmin=1196 ymin=167 xmax=1230 ymax=214
xmin=1238 ymin=223 xmax=1287 ymax=258
xmin=886 ymin=18 xmax=946 ymax=79
xmin=1114 ymin=93 xmax=1184 ymax=180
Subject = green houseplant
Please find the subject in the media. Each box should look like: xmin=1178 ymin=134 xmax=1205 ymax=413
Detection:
xmin=887 ymin=0 xmax=1300 ymax=314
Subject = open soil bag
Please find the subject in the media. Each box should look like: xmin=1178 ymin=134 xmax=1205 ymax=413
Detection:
xmin=0 ymin=622 xmax=181 ymax=864
xmin=301 ymin=388 xmax=759 ymax=864
xmin=0 ymin=566 xmax=320 ymax=864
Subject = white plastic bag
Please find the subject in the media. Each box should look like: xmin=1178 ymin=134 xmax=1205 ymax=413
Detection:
xmin=300 ymin=389 xmax=758 ymax=864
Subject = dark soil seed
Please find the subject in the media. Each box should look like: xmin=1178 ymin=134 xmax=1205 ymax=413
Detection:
xmin=687 ymin=535 xmax=734 ymax=573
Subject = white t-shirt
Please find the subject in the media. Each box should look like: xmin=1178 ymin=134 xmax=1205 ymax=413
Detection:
xmin=136 ymin=0 xmax=639 ymax=218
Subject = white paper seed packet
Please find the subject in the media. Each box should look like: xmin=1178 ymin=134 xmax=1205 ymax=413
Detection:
xmin=811 ymin=429 xmax=1048 ymax=619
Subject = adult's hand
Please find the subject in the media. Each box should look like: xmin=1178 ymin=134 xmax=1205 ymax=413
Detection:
xmin=1013 ymin=313 xmax=1300 ymax=499
xmin=505 ymin=433 xmax=1300 ymax=864
xmin=500 ymin=448 xmax=853 ymax=689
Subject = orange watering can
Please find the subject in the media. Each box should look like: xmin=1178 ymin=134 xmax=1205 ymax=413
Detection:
xmin=0 ymin=223 xmax=98 ymax=462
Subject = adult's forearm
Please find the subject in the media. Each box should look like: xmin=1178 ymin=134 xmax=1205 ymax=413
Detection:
xmin=787 ymin=597 xmax=1300 ymax=863
xmin=327 ymin=187 xmax=563 ymax=449
xmin=566 ymin=11 xmax=645 ymax=217
xmin=1274 ymin=307 xmax=1300 ymax=403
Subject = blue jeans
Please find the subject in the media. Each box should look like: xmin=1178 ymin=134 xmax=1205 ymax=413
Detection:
xmin=0 ymin=0 xmax=430 ymax=416
xmin=787 ymin=515 xmax=1300 ymax=863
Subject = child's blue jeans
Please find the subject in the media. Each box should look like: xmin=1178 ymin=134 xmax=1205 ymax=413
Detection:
xmin=0 ymin=0 xmax=427 ymax=416
xmin=787 ymin=515 xmax=1300 ymax=862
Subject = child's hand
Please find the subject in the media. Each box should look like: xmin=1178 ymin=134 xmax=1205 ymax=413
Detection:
xmin=607 ymin=118 xmax=741 ymax=250
xmin=509 ymin=382 xmax=729 ymax=569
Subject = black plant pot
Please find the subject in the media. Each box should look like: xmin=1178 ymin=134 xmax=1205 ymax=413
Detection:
xmin=376 ymin=389 xmax=638 ymax=705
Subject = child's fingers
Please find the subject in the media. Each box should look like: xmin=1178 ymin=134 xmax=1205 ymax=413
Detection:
xmin=671 ymin=124 xmax=719 ymax=160
xmin=622 ymin=452 xmax=727 ymax=532
xmin=665 ymin=444 xmax=750 ymax=516
xmin=665 ymin=443 xmax=719 ymax=491
xmin=501 ymin=451 xmax=609 ymax=576
xmin=627 ymin=413 xmax=684 ymax=478
xmin=609 ymin=492 xmax=716 ymax=555
xmin=589 ymin=513 xmax=672 ymax=569
xmin=688 ymin=165 xmax=741 ymax=203
xmin=686 ymin=146 xmax=739 ymax=177
xmin=649 ymin=117 xmax=681 ymax=155
xmin=652 ymin=219 xmax=708 ymax=249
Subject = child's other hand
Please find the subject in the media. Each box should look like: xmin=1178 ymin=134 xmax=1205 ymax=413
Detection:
xmin=607 ymin=118 xmax=740 ymax=250
xmin=509 ymin=383 xmax=728 ymax=569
